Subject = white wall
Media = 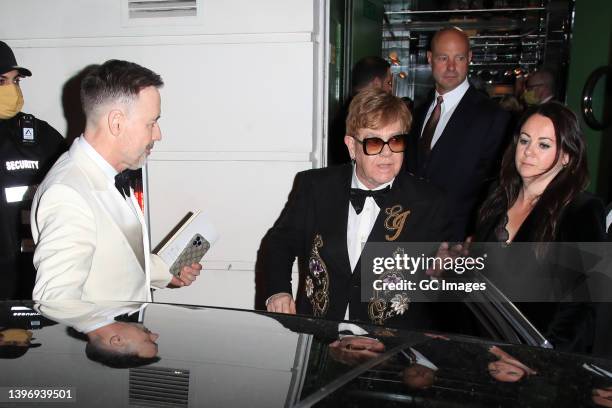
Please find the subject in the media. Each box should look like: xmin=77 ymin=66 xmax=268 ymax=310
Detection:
xmin=2 ymin=0 xmax=328 ymax=309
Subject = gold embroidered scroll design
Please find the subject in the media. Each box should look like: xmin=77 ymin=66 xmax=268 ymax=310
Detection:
xmin=384 ymin=205 xmax=410 ymax=241
xmin=306 ymin=234 xmax=329 ymax=317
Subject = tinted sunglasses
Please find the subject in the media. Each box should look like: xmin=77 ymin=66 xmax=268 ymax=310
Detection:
xmin=351 ymin=134 xmax=407 ymax=155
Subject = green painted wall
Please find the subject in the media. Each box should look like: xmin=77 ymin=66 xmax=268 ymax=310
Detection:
xmin=566 ymin=0 xmax=612 ymax=200
xmin=329 ymin=0 xmax=346 ymax=117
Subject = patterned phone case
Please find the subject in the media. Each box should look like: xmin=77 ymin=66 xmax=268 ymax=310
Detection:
xmin=169 ymin=233 xmax=210 ymax=276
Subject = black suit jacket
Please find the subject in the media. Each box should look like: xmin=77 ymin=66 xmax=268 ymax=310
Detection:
xmin=474 ymin=192 xmax=606 ymax=353
xmin=327 ymin=98 xmax=352 ymax=165
xmin=406 ymin=86 xmax=511 ymax=241
xmin=258 ymin=164 xmax=484 ymax=332
xmin=606 ymin=202 xmax=612 ymax=241
xmin=476 ymin=192 xmax=606 ymax=243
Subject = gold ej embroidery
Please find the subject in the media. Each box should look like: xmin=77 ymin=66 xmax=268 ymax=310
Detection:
xmin=384 ymin=205 xmax=410 ymax=241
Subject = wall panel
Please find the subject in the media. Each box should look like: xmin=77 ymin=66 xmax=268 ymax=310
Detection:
xmin=2 ymin=0 xmax=325 ymax=310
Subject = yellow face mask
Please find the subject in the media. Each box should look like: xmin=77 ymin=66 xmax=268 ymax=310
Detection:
xmin=0 ymin=84 xmax=24 ymax=119
xmin=522 ymin=89 xmax=539 ymax=106
xmin=0 ymin=328 xmax=32 ymax=346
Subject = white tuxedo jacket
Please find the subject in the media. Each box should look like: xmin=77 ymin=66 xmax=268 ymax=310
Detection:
xmin=31 ymin=139 xmax=171 ymax=301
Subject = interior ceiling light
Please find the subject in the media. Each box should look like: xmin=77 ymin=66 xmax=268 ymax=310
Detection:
xmin=388 ymin=51 xmax=401 ymax=65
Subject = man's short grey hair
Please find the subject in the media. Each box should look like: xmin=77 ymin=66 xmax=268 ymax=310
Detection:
xmin=80 ymin=59 xmax=163 ymax=123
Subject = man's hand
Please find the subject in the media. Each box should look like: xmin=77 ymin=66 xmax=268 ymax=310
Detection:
xmin=266 ymin=292 xmax=296 ymax=314
xmin=592 ymin=387 xmax=612 ymax=407
xmin=168 ymin=263 xmax=202 ymax=288
xmin=424 ymin=333 xmax=450 ymax=340
xmin=426 ymin=237 xmax=472 ymax=278
xmin=328 ymin=336 xmax=385 ymax=366
xmin=489 ymin=345 xmax=537 ymax=375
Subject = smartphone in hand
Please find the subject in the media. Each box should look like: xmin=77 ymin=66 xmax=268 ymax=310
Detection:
xmin=169 ymin=233 xmax=210 ymax=276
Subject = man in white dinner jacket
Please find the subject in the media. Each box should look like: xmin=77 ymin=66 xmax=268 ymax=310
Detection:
xmin=31 ymin=60 xmax=201 ymax=301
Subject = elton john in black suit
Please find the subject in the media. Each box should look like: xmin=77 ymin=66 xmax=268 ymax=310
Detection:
xmin=258 ymin=89 xmax=477 ymax=334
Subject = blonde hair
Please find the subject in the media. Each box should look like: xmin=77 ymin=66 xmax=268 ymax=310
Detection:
xmin=346 ymin=88 xmax=412 ymax=136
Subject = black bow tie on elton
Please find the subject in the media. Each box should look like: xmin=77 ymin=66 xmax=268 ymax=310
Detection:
xmin=349 ymin=186 xmax=391 ymax=214
xmin=114 ymin=171 xmax=131 ymax=198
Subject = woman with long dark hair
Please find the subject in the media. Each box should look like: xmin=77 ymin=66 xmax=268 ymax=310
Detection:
xmin=475 ymin=102 xmax=606 ymax=352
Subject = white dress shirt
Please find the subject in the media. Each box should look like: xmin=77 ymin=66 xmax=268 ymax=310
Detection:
xmin=79 ymin=137 xmax=141 ymax=218
xmin=540 ymin=95 xmax=554 ymax=104
xmin=420 ymin=77 xmax=470 ymax=148
xmin=347 ymin=168 xmax=393 ymax=272
xmin=78 ymin=136 xmax=117 ymax=179
xmin=345 ymin=167 xmax=394 ymax=319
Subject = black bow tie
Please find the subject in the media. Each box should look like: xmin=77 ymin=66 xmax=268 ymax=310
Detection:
xmin=349 ymin=186 xmax=390 ymax=214
xmin=114 ymin=312 xmax=139 ymax=323
xmin=114 ymin=171 xmax=131 ymax=198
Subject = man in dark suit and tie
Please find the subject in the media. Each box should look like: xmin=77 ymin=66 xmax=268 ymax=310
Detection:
xmin=259 ymin=88 xmax=465 ymax=330
xmin=405 ymin=27 xmax=511 ymax=241
xmin=328 ymin=56 xmax=393 ymax=165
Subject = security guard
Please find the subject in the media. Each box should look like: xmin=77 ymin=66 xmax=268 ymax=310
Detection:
xmin=0 ymin=41 xmax=67 ymax=299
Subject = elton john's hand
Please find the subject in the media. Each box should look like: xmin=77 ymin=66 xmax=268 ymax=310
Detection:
xmin=168 ymin=263 xmax=202 ymax=288
xmin=266 ymin=293 xmax=296 ymax=314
